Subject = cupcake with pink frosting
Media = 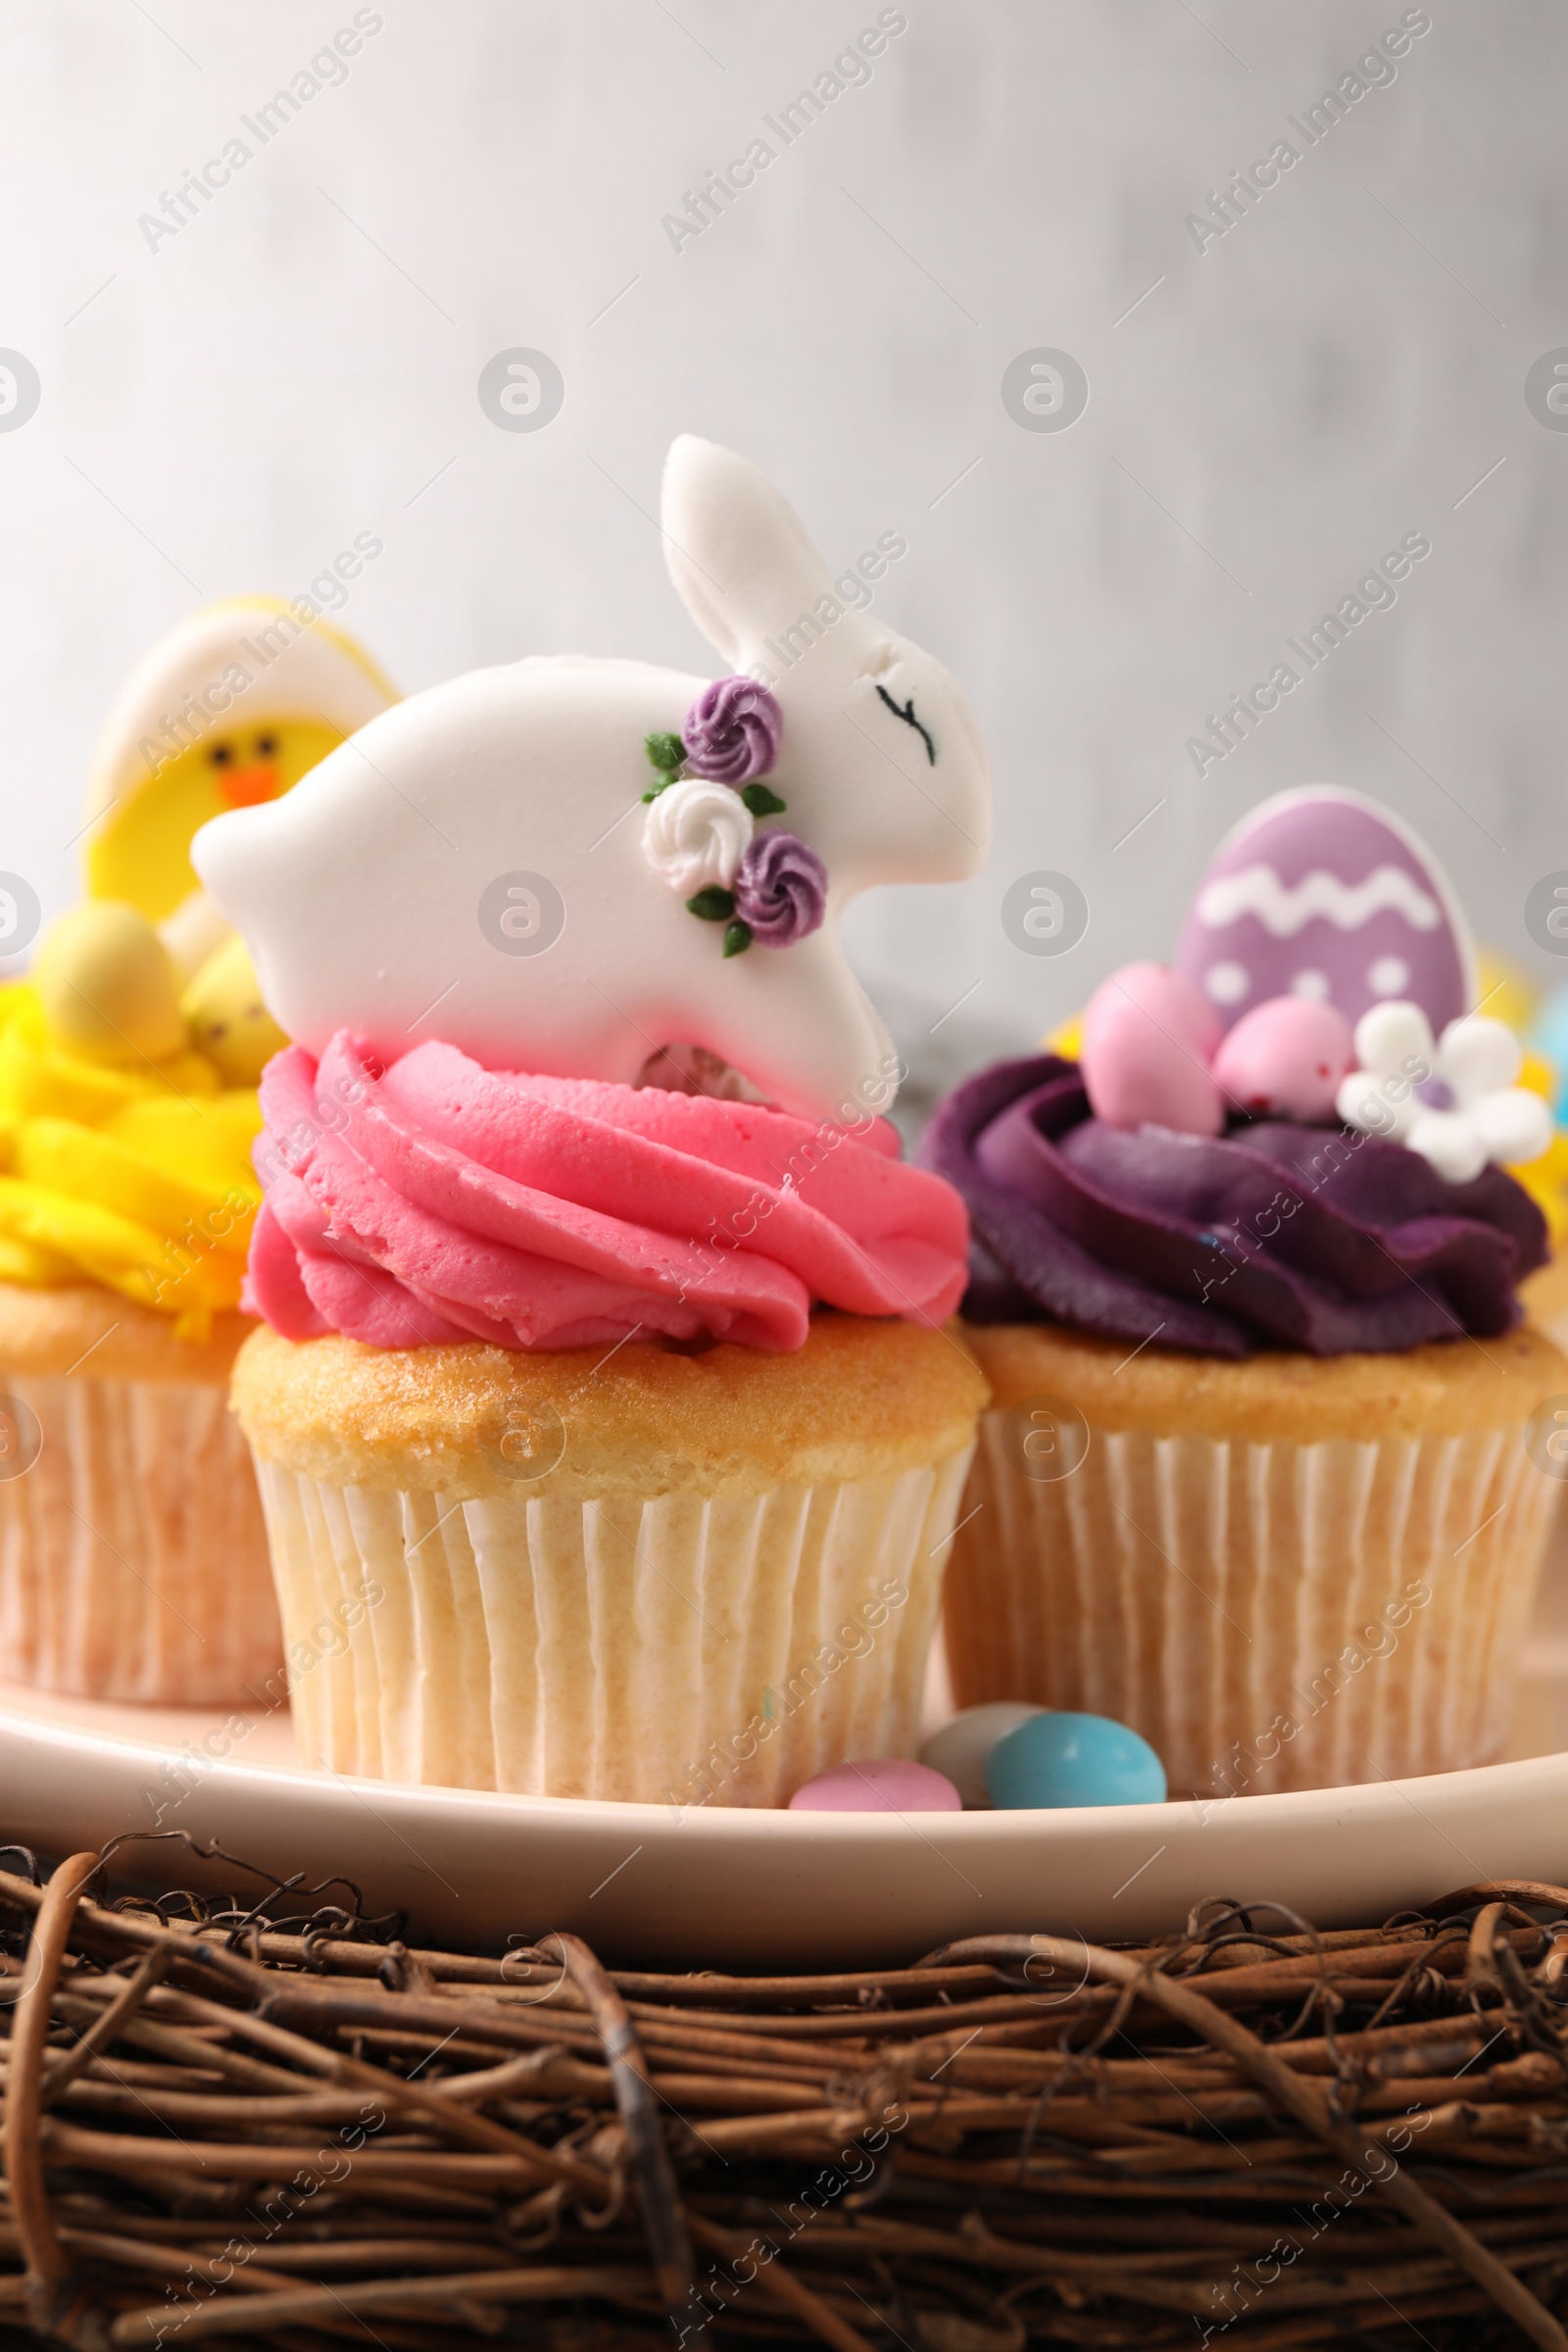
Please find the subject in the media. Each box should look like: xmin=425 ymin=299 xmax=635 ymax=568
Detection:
xmin=200 ymin=436 xmax=992 ymax=1804
xmin=925 ymin=788 xmax=1566 ymax=1797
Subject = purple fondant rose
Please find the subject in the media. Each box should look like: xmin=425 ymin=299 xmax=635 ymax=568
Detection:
xmin=734 ymin=832 xmax=827 ymax=947
xmin=681 ymin=676 xmax=783 ymax=785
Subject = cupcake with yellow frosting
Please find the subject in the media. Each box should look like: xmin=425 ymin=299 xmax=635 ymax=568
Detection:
xmin=0 ymin=903 xmax=283 ymax=1701
xmin=0 ymin=597 xmax=398 ymax=1705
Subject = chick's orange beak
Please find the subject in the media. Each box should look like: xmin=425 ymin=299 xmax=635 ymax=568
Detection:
xmin=218 ymin=763 xmax=280 ymax=809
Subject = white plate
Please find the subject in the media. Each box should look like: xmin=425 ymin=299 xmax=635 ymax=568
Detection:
xmin=4 ymin=1559 xmax=1567 ymax=1971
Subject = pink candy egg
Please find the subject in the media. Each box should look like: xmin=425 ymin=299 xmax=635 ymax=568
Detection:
xmin=787 ymin=1758 xmax=962 ymax=1812
xmin=1079 ymin=963 xmax=1224 ymax=1136
xmin=1209 ymin=996 xmax=1355 ymax=1121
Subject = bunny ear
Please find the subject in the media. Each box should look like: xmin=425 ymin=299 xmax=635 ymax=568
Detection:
xmin=662 ymin=436 xmax=838 ymax=666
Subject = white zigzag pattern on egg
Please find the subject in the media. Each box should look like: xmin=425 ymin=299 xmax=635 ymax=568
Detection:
xmin=1196 ymin=861 xmax=1443 ymax=938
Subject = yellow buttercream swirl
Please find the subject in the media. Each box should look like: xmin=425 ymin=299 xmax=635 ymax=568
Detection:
xmin=0 ymin=985 xmax=261 ymax=1339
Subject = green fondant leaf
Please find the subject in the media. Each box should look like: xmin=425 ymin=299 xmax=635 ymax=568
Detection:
xmin=645 ymin=731 xmax=685 ymax=772
xmin=641 ymin=778 xmax=677 ymax=803
xmin=722 ymin=919 xmax=754 ymax=958
xmin=686 ymin=886 xmax=735 ymax=921
xmin=739 ymin=782 xmax=786 ymax=816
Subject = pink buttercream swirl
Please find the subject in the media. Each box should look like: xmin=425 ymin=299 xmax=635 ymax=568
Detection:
xmin=245 ymin=1033 xmax=969 ymax=1353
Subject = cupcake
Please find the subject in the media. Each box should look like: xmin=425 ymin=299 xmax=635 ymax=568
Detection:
xmin=0 ymin=598 xmax=396 ymax=1706
xmin=0 ymin=906 xmax=279 ymax=1703
xmin=199 ymin=435 xmax=993 ymax=1804
xmin=924 ymin=787 xmax=1566 ymax=1796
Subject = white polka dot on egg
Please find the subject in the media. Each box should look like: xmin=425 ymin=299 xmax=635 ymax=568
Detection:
xmin=1203 ymin=960 xmax=1249 ymax=1005
xmin=1290 ymin=969 xmax=1330 ymax=1000
xmin=1369 ymin=956 xmax=1410 ymax=997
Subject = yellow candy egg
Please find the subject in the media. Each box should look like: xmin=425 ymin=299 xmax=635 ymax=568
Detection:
xmin=181 ymin=931 xmax=289 ymax=1087
xmin=32 ymin=903 xmax=186 ymax=1064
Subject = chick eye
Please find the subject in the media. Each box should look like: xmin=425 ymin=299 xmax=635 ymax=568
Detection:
xmin=209 ymin=744 xmax=233 ymax=766
xmin=874 ymin=682 xmax=935 ymax=766
xmin=255 ymin=734 xmax=278 ymax=758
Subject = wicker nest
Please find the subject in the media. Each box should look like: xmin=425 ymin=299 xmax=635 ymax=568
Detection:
xmin=0 ymin=1835 xmax=1566 ymax=2350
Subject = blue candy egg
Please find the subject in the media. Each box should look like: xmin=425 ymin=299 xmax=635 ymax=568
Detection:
xmin=1531 ymin=985 xmax=1568 ymax=1117
xmin=985 ymin=1710 xmax=1166 ymax=1809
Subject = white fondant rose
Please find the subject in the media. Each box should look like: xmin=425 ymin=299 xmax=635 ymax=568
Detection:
xmin=643 ymin=778 xmax=753 ymax=896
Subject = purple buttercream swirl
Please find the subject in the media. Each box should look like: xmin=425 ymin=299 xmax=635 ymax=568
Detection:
xmin=919 ymin=1055 xmax=1547 ymax=1359
xmin=681 ymin=676 xmax=783 ymax=784
xmin=734 ymin=832 xmax=828 ymax=947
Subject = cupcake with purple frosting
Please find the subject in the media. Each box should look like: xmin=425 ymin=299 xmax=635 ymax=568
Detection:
xmin=924 ymin=789 xmax=1565 ymax=1796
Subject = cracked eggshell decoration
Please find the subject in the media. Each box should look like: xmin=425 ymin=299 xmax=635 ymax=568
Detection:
xmin=1174 ymin=784 xmax=1474 ymax=1040
xmin=191 ymin=437 xmax=991 ymax=1123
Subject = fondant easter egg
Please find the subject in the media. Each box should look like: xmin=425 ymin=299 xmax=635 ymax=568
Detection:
xmin=1174 ymin=786 xmax=1473 ymax=1041
xmin=1079 ymin=963 xmax=1224 ymax=1134
xmin=920 ymin=1702 xmax=1047 ymax=1808
xmin=788 ymin=1758 xmax=962 ymax=1812
xmin=1209 ymin=996 xmax=1354 ymax=1121
xmin=985 ymin=1711 xmax=1166 ymax=1809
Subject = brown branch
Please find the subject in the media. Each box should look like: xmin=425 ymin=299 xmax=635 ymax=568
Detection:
xmin=5 ymin=1851 xmax=98 ymax=2287
xmin=535 ymin=1932 xmax=692 ymax=2309
xmin=105 ymin=2263 xmax=655 ymax=2344
xmin=686 ymin=2210 xmax=876 ymax=2352
xmin=1428 ymin=1880 xmax=1568 ymax=1919
xmin=1024 ymin=1933 xmax=1568 ymax=2352
xmin=39 ymin=1946 xmax=172 ymax=2112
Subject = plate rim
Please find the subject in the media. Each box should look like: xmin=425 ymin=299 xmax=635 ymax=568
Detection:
xmin=4 ymin=1694 xmax=1567 ymax=1841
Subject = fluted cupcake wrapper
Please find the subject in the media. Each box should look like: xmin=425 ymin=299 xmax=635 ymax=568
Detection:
xmin=0 ymin=1374 xmax=281 ymax=1705
xmin=946 ymin=1412 xmax=1558 ymax=1796
xmin=251 ymin=1449 xmax=974 ymax=1805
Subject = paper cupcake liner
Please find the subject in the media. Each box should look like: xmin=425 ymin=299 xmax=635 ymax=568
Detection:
xmin=251 ymin=1448 xmax=974 ymax=1804
xmin=945 ymin=1411 xmax=1557 ymax=1795
xmin=0 ymin=1373 xmax=282 ymax=1705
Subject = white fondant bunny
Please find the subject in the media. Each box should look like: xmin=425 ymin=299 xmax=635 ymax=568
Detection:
xmin=191 ymin=437 xmax=990 ymax=1122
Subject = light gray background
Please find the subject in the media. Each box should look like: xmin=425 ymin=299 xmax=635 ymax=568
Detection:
xmin=2 ymin=0 xmax=1562 ymax=1113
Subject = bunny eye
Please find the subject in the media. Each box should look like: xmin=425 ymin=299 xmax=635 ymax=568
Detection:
xmin=874 ymin=682 xmax=935 ymax=766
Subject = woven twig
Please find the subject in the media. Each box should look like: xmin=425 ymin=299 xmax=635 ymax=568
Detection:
xmin=0 ymin=1846 xmax=1563 ymax=2349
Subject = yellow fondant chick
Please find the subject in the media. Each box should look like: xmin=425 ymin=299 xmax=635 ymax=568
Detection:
xmin=83 ymin=594 xmax=397 ymax=926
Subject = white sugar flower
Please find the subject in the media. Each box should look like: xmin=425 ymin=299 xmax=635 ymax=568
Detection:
xmin=1336 ymin=1002 xmax=1553 ymax=1184
xmin=642 ymin=778 xmax=753 ymax=897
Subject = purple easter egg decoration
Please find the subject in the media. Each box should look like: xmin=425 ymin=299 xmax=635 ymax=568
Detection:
xmin=1174 ymin=786 xmax=1473 ymax=1039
